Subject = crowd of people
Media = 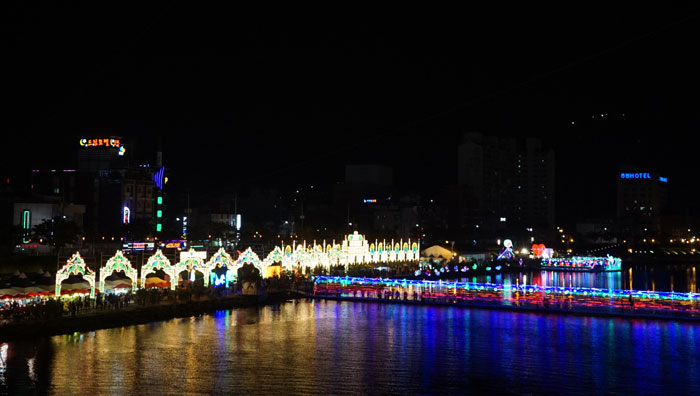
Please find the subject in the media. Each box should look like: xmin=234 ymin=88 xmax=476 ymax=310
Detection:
xmin=0 ymin=273 xmax=312 ymax=325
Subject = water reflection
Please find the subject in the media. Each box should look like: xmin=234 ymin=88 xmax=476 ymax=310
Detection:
xmin=463 ymin=270 xmax=623 ymax=290
xmin=0 ymin=300 xmax=699 ymax=395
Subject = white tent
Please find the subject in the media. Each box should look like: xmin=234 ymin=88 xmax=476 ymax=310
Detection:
xmin=420 ymin=245 xmax=455 ymax=260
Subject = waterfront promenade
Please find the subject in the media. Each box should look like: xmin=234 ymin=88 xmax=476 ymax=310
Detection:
xmin=313 ymin=276 xmax=700 ymax=322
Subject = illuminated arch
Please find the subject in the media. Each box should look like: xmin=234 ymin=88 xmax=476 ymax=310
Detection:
xmin=233 ymin=247 xmax=265 ymax=275
xmin=141 ymin=249 xmax=177 ymax=290
xmin=56 ymin=252 xmax=96 ymax=298
xmin=263 ymin=246 xmax=289 ymax=269
xmin=207 ymin=248 xmax=236 ymax=286
xmin=293 ymin=245 xmax=307 ymax=265
xmin=99 ymin=250 xmax=138 ymax=293
xmin=175 ymin=249 xmax=211 ymax=287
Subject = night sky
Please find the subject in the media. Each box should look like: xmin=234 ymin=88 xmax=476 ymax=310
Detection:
xmin=3 ymin=5 xmax=700 ymax=226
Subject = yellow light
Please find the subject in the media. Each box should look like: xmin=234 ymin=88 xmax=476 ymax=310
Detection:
xmin=570 ymin=238 xmax=574 ymax=243
xmin=651 ymin=239 xmax=655 ymax=243
xmin=82 ymin=236 xmax=85 ymax=241
xmin=628 ymin=248 xmax=633 ymax=253
xmin=559 ymin=229 xmax=563 ymax=233
xmin=164 ymin=177 xmax=169 ymax=184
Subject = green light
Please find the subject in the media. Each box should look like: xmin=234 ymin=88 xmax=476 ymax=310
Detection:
xmin=156 ymin=223 xmax=162 ymax=232
xmin=157 ymin=196 xmax=163 ymax=205
xmin=22 ymin=210 xmax=30 ymax=243
xmin=157 ymin=210 xmax=162 ymax=218
xmin=22 ymin=210 xmax=30 ymax=230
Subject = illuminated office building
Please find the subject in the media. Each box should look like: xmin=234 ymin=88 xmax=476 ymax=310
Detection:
xmin=616 ymin=170 xmax=668 ymax=234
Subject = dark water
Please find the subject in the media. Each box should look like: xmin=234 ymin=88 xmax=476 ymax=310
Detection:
xmin=466 ymin=262 xmax=699 ymax=292
xmin=2 ymin=300 xmax=700 ymax=395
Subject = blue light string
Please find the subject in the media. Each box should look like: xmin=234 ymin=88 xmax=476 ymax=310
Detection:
xmin=314 ymin=276 xmax=700 ymax=301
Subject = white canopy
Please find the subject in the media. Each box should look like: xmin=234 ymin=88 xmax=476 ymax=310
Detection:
xmin=420 ymin=245 xmax=455 ymax=260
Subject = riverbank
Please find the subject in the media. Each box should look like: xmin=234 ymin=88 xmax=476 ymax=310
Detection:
xmin=0 ymin=290 xmax=304 ymax=341
xmin=311 ymin=294 xmax=700 ymax=323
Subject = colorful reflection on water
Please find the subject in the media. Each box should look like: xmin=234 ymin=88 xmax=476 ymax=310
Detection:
xmin=1 ymin=300 xmax=700 ymax=395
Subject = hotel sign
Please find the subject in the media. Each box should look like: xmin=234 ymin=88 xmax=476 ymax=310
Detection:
xmin=620 ymin=172 xmax=651 ymax=179
xmin=620 ymin=172 xmax=668 ymax=183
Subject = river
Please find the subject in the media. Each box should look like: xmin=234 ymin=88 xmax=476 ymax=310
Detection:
xmin=1 ymin=299 xmax=699 ymax=395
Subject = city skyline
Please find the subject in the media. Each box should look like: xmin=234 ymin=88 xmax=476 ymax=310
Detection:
xmin=3 ymin=7 xmax=700 ymax=228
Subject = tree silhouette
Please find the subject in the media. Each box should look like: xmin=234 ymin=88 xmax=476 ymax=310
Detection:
xmin=32 ymin=217 xmax=81 ymax=249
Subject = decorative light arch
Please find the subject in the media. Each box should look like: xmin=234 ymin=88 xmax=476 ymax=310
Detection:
xmin=56 ymin=252 xmax=96 ymax=298
xmin=99 ymin=250 xmax=138 ymax=293
xmin=233 ymin=248 xmax=265 ymax=275
xmin=293 ymin=244 xmax=307 ymax=266
xmin=175 ymin=249 xmax=211 ymax=287
xmin=142 ymin=249 xmax=177 ymax=290
xmin=263 ymin=246 xmax=290 ymax=270
xmin=206 ymin=248 xmax=235 ymax=286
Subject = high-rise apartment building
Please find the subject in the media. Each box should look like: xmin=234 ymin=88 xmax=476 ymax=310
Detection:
xmin=457 ymin=133 xmax=555 ymax=230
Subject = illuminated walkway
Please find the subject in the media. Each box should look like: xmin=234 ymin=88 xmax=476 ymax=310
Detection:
xmin=313 ymin=276 xmax=700 ymax=321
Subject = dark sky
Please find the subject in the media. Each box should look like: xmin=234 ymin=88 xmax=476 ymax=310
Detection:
xmin=3 ymin=5 xmax=700 ymax=225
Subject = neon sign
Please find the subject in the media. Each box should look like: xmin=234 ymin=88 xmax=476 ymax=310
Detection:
xmin=123 ymin=206 xmax=130 ymax=224
xmin=153 ymin=166 xmax=165 ymax=190
xmin=79 ymin=138 xmax=121 ymax=148
xmin=620 ymin=172 xmax=651 ymax=179
xmin=363 ymin=199 xmax=377 ymax=203
xmin=659 ymin=176 xmax=668 ymax=183
xmin=22 ymin=210 xmax=31 ymax=243
xmin=122 ymin=242 xmax=155 ymax=250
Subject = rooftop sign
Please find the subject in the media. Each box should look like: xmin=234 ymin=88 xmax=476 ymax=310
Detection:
xmin=80 ymin=138 xmax=121 ymax=148
xmin=620 ymin=172 xmax=651 ymax=179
